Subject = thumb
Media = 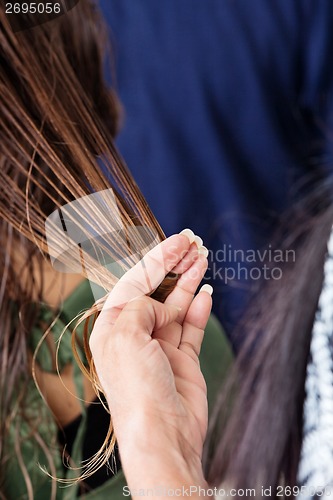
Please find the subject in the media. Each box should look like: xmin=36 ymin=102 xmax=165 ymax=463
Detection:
xmin=115 ymin=296 xmax=181 ymax=337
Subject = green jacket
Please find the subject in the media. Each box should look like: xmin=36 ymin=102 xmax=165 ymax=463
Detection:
xmin=4 ymin=281 xmax=233 ymax=499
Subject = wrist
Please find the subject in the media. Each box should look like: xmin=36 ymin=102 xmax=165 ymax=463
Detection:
xmin=116 ymin=413 xmax=207 ymax=498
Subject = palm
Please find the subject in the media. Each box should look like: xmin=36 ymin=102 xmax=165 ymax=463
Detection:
xmin=155 ymin=337 xmax=208 ymax=458
xmin=150 ymin=267 xmax=212 ymax=459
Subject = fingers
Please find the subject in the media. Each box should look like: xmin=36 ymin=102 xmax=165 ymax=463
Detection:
xmin=171 ymin=241 xmax=199 ymax=274
xmin=153 ymin=320 xmax=183 ymax=346
xmin=90 ymin=295 xmax=180 ymax=353
xmin=164 ymin=254 xmax=208 ymax=324
xmin=112 ymin=296 xmax=181 ymax=341
xmin=154 ymin=255 xmax=208 ymax=346
xmin=178 ymin=285 xmax=213 ymax=361
xmin=154 ymin=266 xmax=211 ymax=350
xmin=95 ymin=229 xmax=209 ymax=346
xmin=102 ymin=233 xmax=191 ymax=313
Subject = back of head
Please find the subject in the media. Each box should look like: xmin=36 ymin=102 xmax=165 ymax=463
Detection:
xmin=0 ymin=3 xmax=167 ymax=495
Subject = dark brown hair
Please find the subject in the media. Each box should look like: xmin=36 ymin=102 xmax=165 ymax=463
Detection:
xmin=0 ymin=2 xmax=171 ymax=496
xmin=204 ymin=190 xmax=333 ymax=497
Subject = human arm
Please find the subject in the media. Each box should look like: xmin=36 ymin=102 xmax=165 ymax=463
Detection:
xmin=89 ymin=232 xmax=212 ymax=499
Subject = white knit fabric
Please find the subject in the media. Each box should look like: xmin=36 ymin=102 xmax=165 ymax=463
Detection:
xmin=297 ymin=230 xmax=333 ymax=499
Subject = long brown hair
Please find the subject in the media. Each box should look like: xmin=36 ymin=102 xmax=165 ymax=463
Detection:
xmin=0 ymin=2 xmax=171 ymax=496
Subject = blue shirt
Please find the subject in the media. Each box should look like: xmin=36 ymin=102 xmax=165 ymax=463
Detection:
xmin=99 ymin=0 xmax=333 ymax=349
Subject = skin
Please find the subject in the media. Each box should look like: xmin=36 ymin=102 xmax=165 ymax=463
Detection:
xmin=30 ymin=259 xmax=95 ymax=427
xmin=90 ymin=233 xmax=211 ymax=499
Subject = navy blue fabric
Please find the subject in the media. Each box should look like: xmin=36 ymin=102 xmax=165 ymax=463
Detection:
xmin=99 ymin=0 xmax=333 ymax=349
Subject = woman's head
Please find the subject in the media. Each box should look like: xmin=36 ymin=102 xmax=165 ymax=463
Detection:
xmin=0 ymin=0 xmax=167 ymax=289
xmin=0 ymin=3 xmax=167 ymax=495
xmin=0 ymin=1 xmax=119 ymax=243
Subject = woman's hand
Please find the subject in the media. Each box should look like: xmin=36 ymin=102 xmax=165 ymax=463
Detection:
xmin=89 ymin=231 xmax=212 ymax=497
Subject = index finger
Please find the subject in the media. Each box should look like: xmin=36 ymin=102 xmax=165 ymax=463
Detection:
xmin=102 ymin=233 xmax=191 ymax=312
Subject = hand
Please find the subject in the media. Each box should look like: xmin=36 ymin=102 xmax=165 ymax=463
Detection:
xmin=89 ymin=231 xmax=212 ymax=497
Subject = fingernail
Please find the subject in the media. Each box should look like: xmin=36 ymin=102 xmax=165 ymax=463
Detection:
xmin=180 ymin=228 xmax=195 ymax=244
xmin=194 ymin=235 xmax=203 ymax=248
xmin=199 ymin=284 xmax=213 ymax=296
xmin=198 ymin=246 xmax=209 ymax=258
